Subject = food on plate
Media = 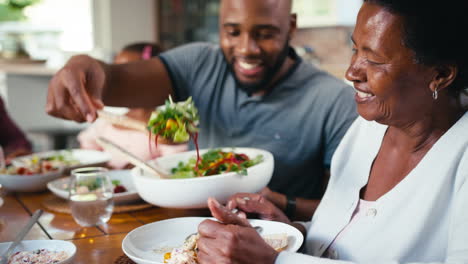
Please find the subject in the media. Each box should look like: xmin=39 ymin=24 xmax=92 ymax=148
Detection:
xmin=163 ymin=233 xmax=199 ymax=264
xmin=12 ymin=150 xmax=80 ymax=173
xmin=73 ymin=179 xmax=127 ymax=194
xmin=262 ymin=233 xmax=289 ymax=252
xmin=163 ymin=232 xmax=287 ymax=264
xmin=8 ymin=249 xmax=68 ymax=264
xmin=171 ymin=149 xmax=263 ymax=178
xmin=1 ymin=150 xmax=79 ymax=175
xmin=0 ymin=162 xmax=58 ymax=175
xmin=40 ymin=150 xmax=80 ymax=167
xmin=111 ymin=180 xmax=127 ymax=193
xmin=147 ymin=96 xmax=199 ymax=144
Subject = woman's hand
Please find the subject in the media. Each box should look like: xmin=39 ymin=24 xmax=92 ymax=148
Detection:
xmin=197 ymin=198 xmax=279 ymax=264
xmin=226 ymin=192 xmax=291 ymax=224
xmin=225 ymin=193 xmax=308 ymax=236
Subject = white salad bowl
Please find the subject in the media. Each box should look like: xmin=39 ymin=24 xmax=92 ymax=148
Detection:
xmin=0 ymin=168 xmax=64 ymax=192
xmin=131 ymin=147 xmax=274 ymax=208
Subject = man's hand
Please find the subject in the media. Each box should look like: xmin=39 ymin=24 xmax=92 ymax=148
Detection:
xmin=259 ymin=187 xmax=321 ymax=222
xmin=259 ymin=187 xmax=288 ymax=211
xmin=197 ymin=197 xmax=278 ymax=264
xmin=46 ymin=55 xmax=106 ymax=123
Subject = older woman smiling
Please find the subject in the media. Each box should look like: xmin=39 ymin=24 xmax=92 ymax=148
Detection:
xmin=196 ymin=0 xmax=468 ymax=263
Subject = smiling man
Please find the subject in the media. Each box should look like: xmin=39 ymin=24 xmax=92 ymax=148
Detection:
xmin=219 ymin=0 xmax=296 ymax=95
xmin=46 ymin=0 xmax=357 ymax=217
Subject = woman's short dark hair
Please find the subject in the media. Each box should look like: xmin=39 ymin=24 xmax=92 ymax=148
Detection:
xmin=364 ymin=0 xmax=468 ymax=96
xmin=122 ymin=42 xmax=163 ymax=57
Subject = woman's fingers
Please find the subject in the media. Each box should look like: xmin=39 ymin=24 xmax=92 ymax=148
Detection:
xmin=207 ymin=197 xmax=251 ymax=227
xmin=198 ymin=219 xmax=226 ymax=239
xmin=197 ymin=219 xmax=279 ymax=264
xmin=226 ymin=193 xmax=290 ymax=222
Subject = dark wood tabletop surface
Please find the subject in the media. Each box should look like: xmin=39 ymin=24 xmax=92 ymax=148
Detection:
xmin=0 ymin=191 xmax=210 ymax=263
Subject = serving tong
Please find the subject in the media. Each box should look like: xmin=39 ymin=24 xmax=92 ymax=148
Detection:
xmin=97 ymin=110 xmax=148 ymax=133
xmin=96 ymin=137 xmax=170 ymax=179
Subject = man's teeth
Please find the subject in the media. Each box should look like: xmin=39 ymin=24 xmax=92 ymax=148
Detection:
xmin=238 ymin=61 xmax=260 ymax=70
xmin=356 ymin=90 xmax=373 ymax=98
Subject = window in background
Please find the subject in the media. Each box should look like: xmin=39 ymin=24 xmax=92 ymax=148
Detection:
xmin=24 ymin=0 xmax=93 ymax=52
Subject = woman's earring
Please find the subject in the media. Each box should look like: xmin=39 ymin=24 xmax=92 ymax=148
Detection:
xmin=432 ymin=88 xmax=438 ymax=100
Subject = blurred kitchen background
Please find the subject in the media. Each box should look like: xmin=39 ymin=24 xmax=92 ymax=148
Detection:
xmin=0 ymin=0 xmax=361 ymax=152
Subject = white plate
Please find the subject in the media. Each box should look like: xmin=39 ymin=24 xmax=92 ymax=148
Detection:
xmin=12 ymin=149 xmax=111 ymax=171
xmin=122 ymin=217 xmax=303 ymax=264
xmin=47 ymin=169 xmax=140 ymax=204
xmin=0 ymin=240 xmax=76 ymax=264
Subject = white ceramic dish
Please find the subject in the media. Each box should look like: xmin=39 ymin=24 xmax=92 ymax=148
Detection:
xmin=122 ymin=217 xmax=303 ymax=264
xmin=131 ymin=147 xmax=274 ymax=208
xmin=0 ymin=240 xmax=76 ymax=264
xmin=0 ymin=168 xmax=64 ymax=192
xmin=47 ymin=169 xmax=140 ymax=204
xmin=12 ymin=149 xmax=111 ymax=171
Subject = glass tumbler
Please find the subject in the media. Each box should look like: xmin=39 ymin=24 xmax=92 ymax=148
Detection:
xmin=69 ymin=167 xmax=114 ymax=227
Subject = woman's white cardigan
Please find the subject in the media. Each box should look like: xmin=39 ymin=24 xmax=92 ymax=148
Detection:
xmin=276 ymin=113 xmax=468 ymax=264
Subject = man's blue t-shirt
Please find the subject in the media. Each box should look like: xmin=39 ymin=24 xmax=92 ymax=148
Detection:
xmin=160 ymin=43 xmax=357 ymax=199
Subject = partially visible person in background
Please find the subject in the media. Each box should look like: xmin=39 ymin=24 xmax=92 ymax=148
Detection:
xmin=113 ymin=42 xmax=162 ymax=64
xmin=0 ymin=96 xmax=32 ymax=163
xmin=78 ymin=42 xmax=187 ymax=169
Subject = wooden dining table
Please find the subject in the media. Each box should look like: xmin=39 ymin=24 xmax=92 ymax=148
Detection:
xmin=0 ymin=190 xmax=210 ymax=263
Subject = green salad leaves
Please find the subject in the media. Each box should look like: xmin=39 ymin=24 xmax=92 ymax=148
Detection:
xmin=147 ymin=96 xmax=199 ymax=143
xmin=171 ymin=149 xmax=263 ymax=178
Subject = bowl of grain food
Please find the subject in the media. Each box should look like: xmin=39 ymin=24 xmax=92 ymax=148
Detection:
xmin=0 ymin=240 xmax=76 ymax=264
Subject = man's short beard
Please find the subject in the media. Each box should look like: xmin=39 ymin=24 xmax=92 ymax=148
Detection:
xmin=224 ymin=41 xmax=291 ymax=95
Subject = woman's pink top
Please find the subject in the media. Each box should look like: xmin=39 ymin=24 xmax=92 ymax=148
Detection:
xmin=78 ymin=118 xmax=187 ymax=169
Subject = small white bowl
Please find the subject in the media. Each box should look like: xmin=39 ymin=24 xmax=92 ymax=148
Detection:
xmin=0 ymin=240 xmax=76 ymax=264
xmin=0 ymin=169 xmax=64 ymax=192
xmin=132 ymin=147 xmax=274 ymax=209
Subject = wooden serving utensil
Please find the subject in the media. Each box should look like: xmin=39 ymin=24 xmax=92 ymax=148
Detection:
xmin=97 ymin=110 xmax=148 ymax=133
